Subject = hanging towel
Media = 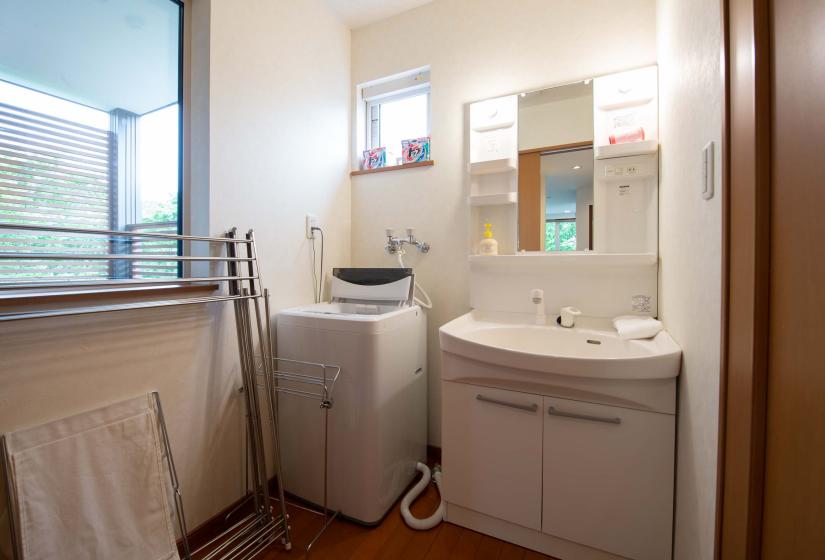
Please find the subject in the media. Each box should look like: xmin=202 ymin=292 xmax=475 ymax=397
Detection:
xmin=613 ymin=315 xmax=664 ymax=340
xmin=2 ymin=394 xmax=180 ymax=560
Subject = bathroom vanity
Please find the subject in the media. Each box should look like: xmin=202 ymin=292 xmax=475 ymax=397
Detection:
xmin=440 ymin=312 xmax=679 ymax=560
xmin=446 ymin=65 xmax=678 ymax=560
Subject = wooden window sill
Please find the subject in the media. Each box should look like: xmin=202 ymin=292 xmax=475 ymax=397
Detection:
xmin=350 ymin=160 xmax=434 ymax=176
xmin=0 ymin=283 xmax=220 ymax=307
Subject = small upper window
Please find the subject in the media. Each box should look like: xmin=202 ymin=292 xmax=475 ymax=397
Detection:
xmin=361 ymin=69 xmax=430 ymax=168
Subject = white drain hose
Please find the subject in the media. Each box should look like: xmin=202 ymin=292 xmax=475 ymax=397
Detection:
xmin=401 ymin=462 xmax=444 ymax=530
xmin=396 ymin=253 xmax=432 ymax=310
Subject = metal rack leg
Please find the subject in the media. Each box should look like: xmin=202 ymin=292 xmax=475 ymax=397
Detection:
xmin=261 ymin=288 xmax=292 ymax=549
xmin=1 ymin=436 xmax=21 ymax=560
xmin=153 ymin=391 xmax=192 ymax=560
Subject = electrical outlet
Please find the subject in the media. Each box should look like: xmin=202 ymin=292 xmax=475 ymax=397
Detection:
xmin=305 ymin=214 xmax=320 ymax=239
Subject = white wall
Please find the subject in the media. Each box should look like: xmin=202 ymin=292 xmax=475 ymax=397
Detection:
xmin=657 ymin=0 xmax=723 ymax=558
xmin=350 ymin=0 xmax=657 ymax=446
xmin=518 ymin=91 xmax=593 ymax=151
xmin=0 ymin=1 xmax=351 ymax=552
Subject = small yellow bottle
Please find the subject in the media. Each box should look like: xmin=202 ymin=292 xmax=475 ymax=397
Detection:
xmin=479 ymin=223 xmax=499 ymax=255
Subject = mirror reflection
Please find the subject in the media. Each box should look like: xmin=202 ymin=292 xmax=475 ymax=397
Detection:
xmin=517 ymin=81 xmax=593 ymax=252
xmin=542 ymin=148 xmax=593 ymax=251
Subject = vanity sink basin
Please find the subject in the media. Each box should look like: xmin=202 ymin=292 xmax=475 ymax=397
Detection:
xmin=439 ymin=311 xmax=681 ymax=380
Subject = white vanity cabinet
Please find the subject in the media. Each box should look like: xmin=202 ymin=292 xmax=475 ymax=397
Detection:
xmin=542 ymin=396 xmax=674 ymax=560
xmin=441 ymin=380 xmax=675 ymax=560
xmin=442 ymin=381 xmax=543 ymax=530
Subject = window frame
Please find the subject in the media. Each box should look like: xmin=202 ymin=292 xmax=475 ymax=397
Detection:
xmin=0 ymin=0 xmax=186 ymax=287
xmin=365 ymin=87 xmax=432 ymax=152
xmin=545 ymin=217 xmax=577 ymax=252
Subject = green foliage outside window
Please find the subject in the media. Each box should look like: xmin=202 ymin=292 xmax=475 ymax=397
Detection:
xmin=545 ymin=220 xmax=577 ymax=252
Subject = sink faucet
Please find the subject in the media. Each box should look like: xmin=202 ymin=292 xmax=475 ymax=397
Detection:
xmin=559 ymin=306 xmax=582 ymax=328
xmin=531 ymin=289 xmax=546 ymax=325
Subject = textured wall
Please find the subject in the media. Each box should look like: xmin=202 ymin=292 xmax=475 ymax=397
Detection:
xmin=657 ymin=0 xmax=723 ymax=557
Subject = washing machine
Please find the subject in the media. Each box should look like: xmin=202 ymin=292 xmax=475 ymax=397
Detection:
xmin=276 ymin=268 xmax=427 ymax=524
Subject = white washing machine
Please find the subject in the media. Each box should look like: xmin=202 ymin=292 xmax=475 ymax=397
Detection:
xmin=276 ymin=268 xmax=427 ymax=524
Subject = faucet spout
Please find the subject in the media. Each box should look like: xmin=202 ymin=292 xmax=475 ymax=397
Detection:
xmin=531 ymin=289 xmax=546 ymax=325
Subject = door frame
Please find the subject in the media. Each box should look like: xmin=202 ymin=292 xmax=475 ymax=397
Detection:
xmin=716 ymin=0 xmax=772 ymax=558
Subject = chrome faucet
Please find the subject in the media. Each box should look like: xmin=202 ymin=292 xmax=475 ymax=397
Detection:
xmin=385 ymin=228 xmax=430 ymax=255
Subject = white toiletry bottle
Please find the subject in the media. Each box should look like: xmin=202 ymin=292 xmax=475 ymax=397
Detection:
xmin=479 ymin=223 xmax=498 ymax=255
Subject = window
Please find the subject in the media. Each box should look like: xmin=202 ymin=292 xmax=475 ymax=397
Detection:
xmin=0 ymin=0 xmax=183 ymax=283
xmin=362 ymin=68 xmax=430 ymax=167
xmin=546 ymin=219 xmax=577 ymax=252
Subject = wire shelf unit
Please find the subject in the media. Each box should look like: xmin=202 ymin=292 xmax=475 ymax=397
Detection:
xmin=0 ymin=222 xmax=292 ymax=560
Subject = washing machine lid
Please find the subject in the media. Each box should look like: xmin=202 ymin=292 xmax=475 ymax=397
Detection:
xmin=331 ymin=268 xmax=414 ymax=307
xmin=277 ymin=301 xmax=420 ymax=334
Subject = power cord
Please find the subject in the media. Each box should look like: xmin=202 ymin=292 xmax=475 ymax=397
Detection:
xmin=311 ymin=226 xmax=324 ymax=303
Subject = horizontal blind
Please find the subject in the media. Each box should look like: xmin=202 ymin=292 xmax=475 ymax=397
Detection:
xmin=126 ymin=221 xmax=179 ymax=279
xmin=0 ymin=101 xmax=114 ymax=283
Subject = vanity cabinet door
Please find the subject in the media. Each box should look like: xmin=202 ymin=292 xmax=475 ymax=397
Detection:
xmin=542 ymin=397 xmax=674 ymax=560
xmin=442 ymin=381 xmax=543 ymax=530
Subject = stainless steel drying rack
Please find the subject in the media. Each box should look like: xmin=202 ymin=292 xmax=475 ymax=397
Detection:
xmin=0 ymin=222 xmax=291 ymax=560
xmin=263 ymin=355 xmax=342 ymax=555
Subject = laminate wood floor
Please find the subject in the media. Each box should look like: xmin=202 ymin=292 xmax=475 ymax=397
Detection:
xmin=247 ymin=483 xmax=555 ymax=560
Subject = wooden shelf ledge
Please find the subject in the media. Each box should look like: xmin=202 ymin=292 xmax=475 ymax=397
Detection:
xmin=351 ymin=160 xmax=434 ymax=176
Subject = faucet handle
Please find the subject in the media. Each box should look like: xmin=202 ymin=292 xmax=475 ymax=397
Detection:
xmin=385 ymin=228 xmax=395 ymax=238
xmin=560 ymin=306 xmax=582 ymax=328
xmin=531 ymin=288 xmax=544 ymax=303
xmin=406 ymin=227 xmax=416 ymax=239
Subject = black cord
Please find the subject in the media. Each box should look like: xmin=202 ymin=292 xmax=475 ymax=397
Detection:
xmin=311 ymin=226 xmax=324 ymax=303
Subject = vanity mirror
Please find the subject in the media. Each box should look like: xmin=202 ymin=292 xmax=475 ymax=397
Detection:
xmin=517 ymin=81 xmax=593 ymax=252
xmin=467 ymin=65 xmax=659 ymax=257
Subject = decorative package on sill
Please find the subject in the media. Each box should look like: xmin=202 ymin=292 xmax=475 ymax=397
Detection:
xmin=401 ymin=136 xmax=431 ymax=164
xmin=363 ymin=147 xmax=386 ymax=170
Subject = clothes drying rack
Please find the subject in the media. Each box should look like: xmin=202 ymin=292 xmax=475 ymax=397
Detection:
xmin=0 ymin=222 xmax=290 ymax=560
xmin=261 ymin=355 xmax=342 ymax=555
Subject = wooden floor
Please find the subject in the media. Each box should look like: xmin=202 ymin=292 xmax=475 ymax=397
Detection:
xmin=249 ymin=483 xmax=554 ymax=560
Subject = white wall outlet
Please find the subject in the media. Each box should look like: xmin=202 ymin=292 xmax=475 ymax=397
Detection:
xmin=702 ymin=141 xmax=715 ymax=200
xmin=305 ymin=214 xmax=320 ymax=239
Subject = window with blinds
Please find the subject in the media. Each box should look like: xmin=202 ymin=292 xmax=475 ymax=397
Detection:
xmin=0 ymin=101 xmax=180 ymax=283
xmin=0 ymin=0 xmax=183 ymax=287
xmin=0 ymin=102 xmax=116 ymax=282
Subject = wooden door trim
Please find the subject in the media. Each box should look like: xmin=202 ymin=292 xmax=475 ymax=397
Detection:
xmin=518 ymin=140 xmax=593 ymax=156
xmin=716 ymin=0 xmax=773 ymax=558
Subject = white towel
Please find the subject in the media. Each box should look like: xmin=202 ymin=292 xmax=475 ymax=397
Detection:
xmin=3 ymin=394 xmax=180 ymax=560
xmin=613 ymin=315 xmax=663 ymax=340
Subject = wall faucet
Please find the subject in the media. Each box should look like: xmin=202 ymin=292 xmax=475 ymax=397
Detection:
xmin=386 ymin=228 xmax=430 ymax=255
xmin=531 ymin=289 xmax=547 ymax=325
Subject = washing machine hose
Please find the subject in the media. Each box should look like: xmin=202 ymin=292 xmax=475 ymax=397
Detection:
xmin=401 ymin=462 xmax=444 ymax=530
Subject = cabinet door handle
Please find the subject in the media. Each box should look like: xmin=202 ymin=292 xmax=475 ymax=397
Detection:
xmin=476 ymin=394 xmax=538 ymax=412
xmin=547 ymin=406 xmax=621 ymax=425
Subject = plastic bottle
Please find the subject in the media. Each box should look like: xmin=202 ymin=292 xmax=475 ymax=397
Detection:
xmin=479 ymin=223 xmax=499 ymax=255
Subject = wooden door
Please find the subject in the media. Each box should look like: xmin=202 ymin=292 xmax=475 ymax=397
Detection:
xmin=760 ymin=0 xmax=825 ymax=556
xmin=720 ymin=0 xmax=825 ymax=557
xmin=518 ymin=152 xmax=542 ymax=251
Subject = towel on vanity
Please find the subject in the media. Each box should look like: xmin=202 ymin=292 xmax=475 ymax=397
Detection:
xmin=613 ymin=315 xmax=663 ymax=340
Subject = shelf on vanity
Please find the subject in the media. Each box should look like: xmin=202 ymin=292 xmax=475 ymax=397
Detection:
xmin=468 ymin=252 xmax=658 ymax=268
xmin=468 ymin=192 xmax=518 ymax=206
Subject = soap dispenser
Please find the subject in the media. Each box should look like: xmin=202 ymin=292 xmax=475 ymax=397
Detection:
xmin=479 ymin=223 xmax=499 ymax=255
